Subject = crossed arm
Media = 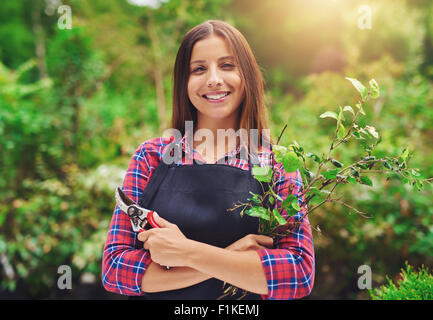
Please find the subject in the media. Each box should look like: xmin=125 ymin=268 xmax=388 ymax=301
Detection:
xmin=139 ymin=215 xmax=272 ymax=295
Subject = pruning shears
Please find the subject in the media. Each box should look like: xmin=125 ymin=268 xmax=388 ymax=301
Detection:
xmin=115 ymin=187 xmax=161 ymax=232
xmin=115 ymin=187 xmax=170 ymax=269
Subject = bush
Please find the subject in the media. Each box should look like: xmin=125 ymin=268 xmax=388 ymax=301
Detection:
xmin=370 ymin=262 xmax=433 ymax=300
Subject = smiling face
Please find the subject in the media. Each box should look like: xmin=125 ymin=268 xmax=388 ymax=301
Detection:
xmin=187 ymin=35 xmax=245 ymax=130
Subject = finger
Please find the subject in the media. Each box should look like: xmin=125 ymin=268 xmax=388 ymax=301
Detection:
xmin=252 ymin=234 xmax=274 ymax=248
xmin=152 ymin=212 xmax=174 ymax=229
xmin=137 ymin=230 xmax=151 ymax=242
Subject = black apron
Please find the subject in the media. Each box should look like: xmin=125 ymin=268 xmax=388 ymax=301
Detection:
xmin=134 ymin=140 xmax=265 ymax=300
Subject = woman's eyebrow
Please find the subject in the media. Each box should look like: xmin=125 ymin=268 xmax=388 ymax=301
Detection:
xmin=190 ymin=56 xmax=235 ymax=64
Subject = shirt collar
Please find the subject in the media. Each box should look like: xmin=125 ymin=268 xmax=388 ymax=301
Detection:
xmin=179 ymin=129 xmax=250 ymax=159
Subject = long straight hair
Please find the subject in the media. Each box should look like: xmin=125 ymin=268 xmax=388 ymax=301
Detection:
xmin=171 ymin=20 xmax=272 ymax=151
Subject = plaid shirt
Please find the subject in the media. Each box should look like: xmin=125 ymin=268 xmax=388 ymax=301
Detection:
xmin=102 ymin=134 xmax=315 ymax=300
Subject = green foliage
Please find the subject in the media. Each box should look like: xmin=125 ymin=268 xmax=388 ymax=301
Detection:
xmin=291 ymin=70 xmax=433 ymax=299
xmin=243 ymin=77 xmax=431 ymax=242
xmin=0 ymin=60 xmax=53 ymax=193
xmin=370 ymin=263 xmax=433 ymax=300
xmin=0 ymin=162 xmax=123 ymax=294
xmin=274 ymin=145 xmax=303 ymax=173
xmin=0 ymin=1 xmax=38 ymax=69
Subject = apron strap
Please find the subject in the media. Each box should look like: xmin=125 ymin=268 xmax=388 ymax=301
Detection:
xmin=138 ymin=140 xmax=181 ymax=208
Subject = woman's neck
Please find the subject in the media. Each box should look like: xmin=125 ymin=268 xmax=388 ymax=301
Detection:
xmin=195 ymin=118 xmax=239 ymax=137
xmin=193 ymin=119 xmax=241 ymax=163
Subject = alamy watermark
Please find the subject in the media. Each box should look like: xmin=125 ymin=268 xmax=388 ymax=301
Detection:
xmin=357 ymin=264 xmax=372 ymax=290
xmin=161 ymin=121 xmax=271 ymax=165
xmin=57 ymin=265 xmax=72 ymax=290
xmin=45 ymin=1 xmax=72 ymax=30
xmin=358 ymin=5 xmax=372 ymax=30
xmin=57 ymin=5 xmax=72 ymax=30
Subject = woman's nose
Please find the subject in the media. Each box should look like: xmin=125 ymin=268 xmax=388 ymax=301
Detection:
xmin=206 ymin=65 xmax=223 ymax=87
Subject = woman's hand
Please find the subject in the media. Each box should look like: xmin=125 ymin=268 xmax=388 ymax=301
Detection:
xmin=137 ymin=213 xmax=190 ymax=267
xmin=225 ymin=234 xmax=274 ymax=252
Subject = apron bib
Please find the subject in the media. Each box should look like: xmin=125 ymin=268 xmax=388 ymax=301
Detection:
xmin=135 ymin=141 xmax=265 ymax=300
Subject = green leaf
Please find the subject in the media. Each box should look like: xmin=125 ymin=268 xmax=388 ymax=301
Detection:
xmin=291 ymin=202 xmax=301 ymax=212
xmin=415 ymin=179 xmax=424 ymax=191
xmin=285 ymin=206 xmax=299 ymax=217
xmin=247 ymin=192 xmax=262 ymax=204
xmin=352 ymin=131 xmax=361 ymax=139
xmin=282 ymin=194 xmax=298 ymax=210
xmin=331 ymin=159 xmax=344 ymax=168
xmin=347 ymin=175 xmax=357 ymax=184
xmin=290 ymin=141 xmax=303 ymax=152
xmin=365 ymin=126 xmax=379 ymax=139
xmin=269 ymin=187 xmax=283 ymax=202
xmin=252 ymin=166 xmax=272 ymax=182
xmin=338 ymin=106 xmax=345 ymax=122
xmin=351 ymin=167 xmax=360 ymax=177
xmin=308 ymin=187 xmax=320 ymax=196
xmin=273 ymin=145 xmax=288 ymax=163
xmin=272 ymin=208 xmax=288 ymax=225
xmin=356 ymin=162 xmax=368 ymax=169
xmin=400 ymin=148 xmax=409 ymax=162
xmin=319 ymin=190 xmax=331 ymax=198
xmin=282 ymin=152 xmax=302 ymax=173
xmin=360 ymin=176 xmax=373 ymax=187
xmin=346 ymin=77 xmax=368 ymax=101
xmin=245 ymin=206 xmax=270 ymax=221
xmin=410 ymin=169 xmax=421 ymax=177
xmin=363 ymin=156 xmax=376 ymax=162
xmin=323 ymin=169 xmax=339 ymax=180
xmin=369 ymin=79 xmax=380 ymax=99
xmin=355 ymin=103 xmax=366 ymax=116
xmin=269 ymin=196 xmax=275 ymax=205
xmin=320 ymin=111 xmax=338 ymax=120
xmin=306 ymin=152 xmax=321 ymax=163
xmin=343 ymin=105 xmax=355 ymax=116
xmin=382 ymin=160 xmax=393 ymax=170
xmin=337 ymin=123 xmax=346 ymax=140
xmin=306 ymin=169 xmax=315 ymax=180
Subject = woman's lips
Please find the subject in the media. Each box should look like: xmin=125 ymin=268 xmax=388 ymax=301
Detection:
xmin=202 ymin=92 xmax=231 ymax=103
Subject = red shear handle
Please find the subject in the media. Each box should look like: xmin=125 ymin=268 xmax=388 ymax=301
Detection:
xmin=147 ymin=211 xmax=160 ymax=228
xmin=138 ymin=212 xmax=169 ymax=269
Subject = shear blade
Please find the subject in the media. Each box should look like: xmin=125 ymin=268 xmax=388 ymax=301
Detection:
xmin=116 ymin=187 xmax=135 ymax=206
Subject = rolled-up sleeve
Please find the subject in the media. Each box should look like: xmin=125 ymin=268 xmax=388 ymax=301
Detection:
xmin=102 ymin=139 xmax=165 ymax=295
xmin=257 ymin=165 xmax=315 ymax=300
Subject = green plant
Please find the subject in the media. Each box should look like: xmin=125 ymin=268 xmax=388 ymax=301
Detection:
xmin=233 ymin=77 xmax=432 ymax=237
xmin=370 ymin=262 xmax=433 ymax=300
xmin=221 ymin=76 xmax=432 ymax=299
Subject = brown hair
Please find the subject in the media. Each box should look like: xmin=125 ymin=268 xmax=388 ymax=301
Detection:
xmin=171 ymin=20 xmax=272 ymax=151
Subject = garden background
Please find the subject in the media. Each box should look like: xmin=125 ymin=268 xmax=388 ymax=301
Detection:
xmin=0 ymin=0 xmax=432 ymax=299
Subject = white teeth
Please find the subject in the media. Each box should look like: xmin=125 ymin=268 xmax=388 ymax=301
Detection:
xmin=204 ymin=92 xmax=229 ymax=100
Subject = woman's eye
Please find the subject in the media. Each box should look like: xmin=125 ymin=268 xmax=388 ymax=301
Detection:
xmin=192 ymin=67 xmax=205 ymax=73
xmin=222 ymin=63 xmax=235 ymax=68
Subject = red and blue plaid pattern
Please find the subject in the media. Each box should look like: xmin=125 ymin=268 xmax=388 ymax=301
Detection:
xmin=102 ymin=135 xmax=315 ymax=299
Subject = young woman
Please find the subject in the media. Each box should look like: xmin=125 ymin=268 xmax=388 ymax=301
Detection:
xmin=102 ymin=20 xmax=315 ymax=300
